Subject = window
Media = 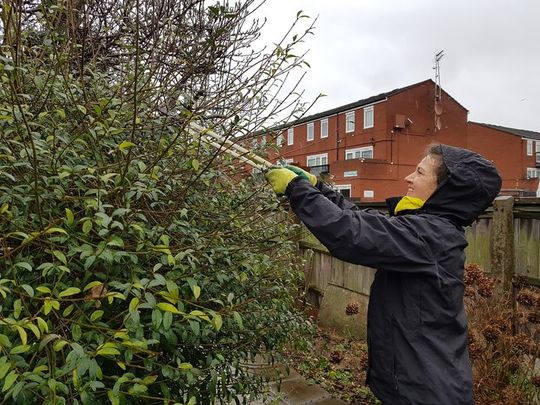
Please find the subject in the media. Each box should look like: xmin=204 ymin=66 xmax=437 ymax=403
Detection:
xmin=306 ymin=153 xmax=328 ymax=167
xmin=364 ymin=105 xmax=374 ymax=129
xmin=345 ymin=146 xmax=373 ymax=160
xmin=527 ymin=140 xmax=533 ymax=156
xmin=527 ymin=168 xmax=540 ymax=179
xmin=276 ymin=134 xmax=284 ymax=147
xmin=287 ymin=128 xmax=294 ymax=145
xmin=345 ymin=111 xmax=355 ymax=133
xmin=320 ymin=118 xmax=328 ymax=138
xmin=335 ymin=185 xmax=351 ymax=198
xmin=363 ymin=190 xmax=375 ymax=198
xmin=307 ymin=122 xmax=314 ymax=141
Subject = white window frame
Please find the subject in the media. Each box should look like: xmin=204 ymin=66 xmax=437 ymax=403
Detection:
xmin=320 ymin=118 xmax=328 ymax=138
xmin=276 ymin=134 xmax=284 ymax=147
xmin=345 ymin=111 xmax=355 ymax=133
xmin=363 ymin=190 xmax=375 ymax=198
xmin=364 ymin=105 xmax=374 ymax=129
xmin=536 ymin=141 xmax=540 ymax=153
xmin=287 ymin=128 xmax=294 ymax=146
xmin=527 ymin=140 xmax=533 ymax=156
xmin=335 ymin=184 xmax=352 ymax=197
xmin=345 ymin=146 xmax=373 ymax=160
xmin=307 ymin=122 xmax=314 ymax=142
xmin=527 ymin=168 xmax=540 ymax=179
xmin=306 ymin=153 xmax=328 ymax=167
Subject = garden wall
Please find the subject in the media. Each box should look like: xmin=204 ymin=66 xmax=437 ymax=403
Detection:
xmin=300 ymin=196 xmax=540 ymax=337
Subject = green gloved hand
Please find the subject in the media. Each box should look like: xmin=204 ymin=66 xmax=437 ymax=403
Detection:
xmin=284 ymin=165 xmax=317 ymax=186
xmin=265 ymin=167 xmax=298 ymax=195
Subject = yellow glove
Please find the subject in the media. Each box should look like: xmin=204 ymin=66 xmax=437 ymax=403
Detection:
xmin=284 ymin=165 xmax=317 ymax=186
xmin=265 ymin=167 xmax=298 ymax=195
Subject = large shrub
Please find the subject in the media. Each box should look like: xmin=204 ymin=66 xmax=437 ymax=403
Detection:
xmin=0 ymin=0 xmax=314 ymax=403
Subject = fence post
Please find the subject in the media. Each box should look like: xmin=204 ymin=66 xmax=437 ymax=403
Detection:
xmin=490 ymin=196 xmax=515 ymax=292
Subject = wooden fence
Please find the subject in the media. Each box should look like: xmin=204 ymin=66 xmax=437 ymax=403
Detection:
xmin=300 ymin=196 xmax=540 ymax=309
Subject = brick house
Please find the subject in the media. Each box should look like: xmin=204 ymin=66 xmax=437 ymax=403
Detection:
xmin=467 ymin=122 xmax=540 ymax=196
xmin=252 ymin=79 xmax=539 ymax=201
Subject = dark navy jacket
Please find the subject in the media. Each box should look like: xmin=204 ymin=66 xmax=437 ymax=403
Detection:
xmin=285 ymin=146 xmax=501 ymax=405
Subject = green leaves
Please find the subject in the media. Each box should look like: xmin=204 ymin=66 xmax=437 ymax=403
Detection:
xmin=82 ymin=220 xmax=92 ymax=234
xmin=45 ymin=227 xmax=68 ymax=235
xmin=58 ymin=287 xmax=80 ymax=298
xmin=65 ymin=208 xmax=74 ymax=225
xmin=0 ymin=334 xmax=11 ymax=348
xmin=95 ymin=342 xmax=124 ymax=358
xmin=0 ymin=3 xmax=313 ymax=401
xmin=90 ymin=310 xmax=104 ymax=322
xmin=118 ymin=141 xmax=136 ymax=151
xmin=2 ymin=370 xmax=17 ymax=392
xmin=157 ymin=303 xmax=184 ymax=315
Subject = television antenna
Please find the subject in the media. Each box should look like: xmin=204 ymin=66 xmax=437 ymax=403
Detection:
xmin=433 ymin=50 xmax=444 ymax=131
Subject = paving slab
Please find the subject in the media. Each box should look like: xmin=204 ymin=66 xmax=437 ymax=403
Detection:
xmin=229 ymin=358 xmax=344 ymax=404
xmin=273 ymin=377 xmax=330 ymax=404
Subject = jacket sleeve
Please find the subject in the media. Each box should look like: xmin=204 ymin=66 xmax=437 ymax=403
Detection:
xmin=286 ymin=177 xmax=436 ymax=272
xmin=315 ymin=181 xmax=358 ymax=210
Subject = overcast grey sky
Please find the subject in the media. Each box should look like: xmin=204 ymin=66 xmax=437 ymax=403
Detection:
xmin=257 ymin=0 xmax=540 ymax=131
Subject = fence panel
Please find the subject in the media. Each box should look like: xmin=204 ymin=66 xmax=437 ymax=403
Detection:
xmin=301 ymin=197 xmax=540 ymax=300
xmin=514 ymin=217 xmax=540 ymax=278
xmin=465 ymin=217 xmax=492 ymax=272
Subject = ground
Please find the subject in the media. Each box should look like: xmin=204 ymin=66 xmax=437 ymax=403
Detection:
xmin=283 ymin=327 xmax=380 ymax=404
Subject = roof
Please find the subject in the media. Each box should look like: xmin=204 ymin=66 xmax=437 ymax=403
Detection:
xmin=260 ymin=79 xmax=467 ymax=134
xmin=250 ymin=79 xmax=470 ymax=136
xmin=469 ymin=122 xmax=540 ymax=141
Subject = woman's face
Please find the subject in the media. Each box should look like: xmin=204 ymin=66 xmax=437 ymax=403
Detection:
xmin=405 ymin=154 xmax=439 ymax=201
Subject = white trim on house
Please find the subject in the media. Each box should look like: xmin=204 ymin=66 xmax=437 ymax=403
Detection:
xmin=320 ymin=118 xmax=328 ymax=138
xmin=307 ymin=122 xmax=314 ymax=141
xmin=345 ymin=146 xmax=373 ymax=160
xmin=306 ymin=153 xmax=328 ymax=167
xmin=363 ymin=105 xmax=374 ymax=129
xmin=335 ymin=184 xmax=352 ymax=197
xmin=345 ymin=111 xmax=355 ymax=133
xmin=287 ymin=127 xmax=294 ymax=145
xmin=363 ymin=190 xmax=375 ymax=198
xmin=527 ymin=167 xmax=540 ymax=179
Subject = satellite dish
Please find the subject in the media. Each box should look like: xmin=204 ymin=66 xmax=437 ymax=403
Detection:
xmin=434 ymin=103 xmax=443 ymax=115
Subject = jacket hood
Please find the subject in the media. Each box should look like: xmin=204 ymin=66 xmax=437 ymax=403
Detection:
xmin=423 ymin=145 xmax=502 ymax=226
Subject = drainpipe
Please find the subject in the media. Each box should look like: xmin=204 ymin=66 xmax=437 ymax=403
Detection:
xmin=336 ymin=114 xmax=340 ymax=162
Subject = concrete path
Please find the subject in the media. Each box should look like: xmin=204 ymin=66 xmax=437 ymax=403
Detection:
xmin=244 ymin=360 xmax=348 ymax=405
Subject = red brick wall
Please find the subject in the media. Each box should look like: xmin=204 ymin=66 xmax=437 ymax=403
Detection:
xmin=257 ymin=81 xmax=535 ymax=200
xmin=467 ymin=123 xmax=538 ymax=193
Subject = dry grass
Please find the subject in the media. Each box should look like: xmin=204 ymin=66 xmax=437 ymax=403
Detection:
xmin=464 ymin=264 xmax=540 ymax=404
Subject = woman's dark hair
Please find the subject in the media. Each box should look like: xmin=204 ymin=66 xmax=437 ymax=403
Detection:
xmin=426 ymin=144 xmax=449 ymax=185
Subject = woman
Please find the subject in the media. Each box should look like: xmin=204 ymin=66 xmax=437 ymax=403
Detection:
xmin=265 ymin=144 xmax=501 ymax=404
